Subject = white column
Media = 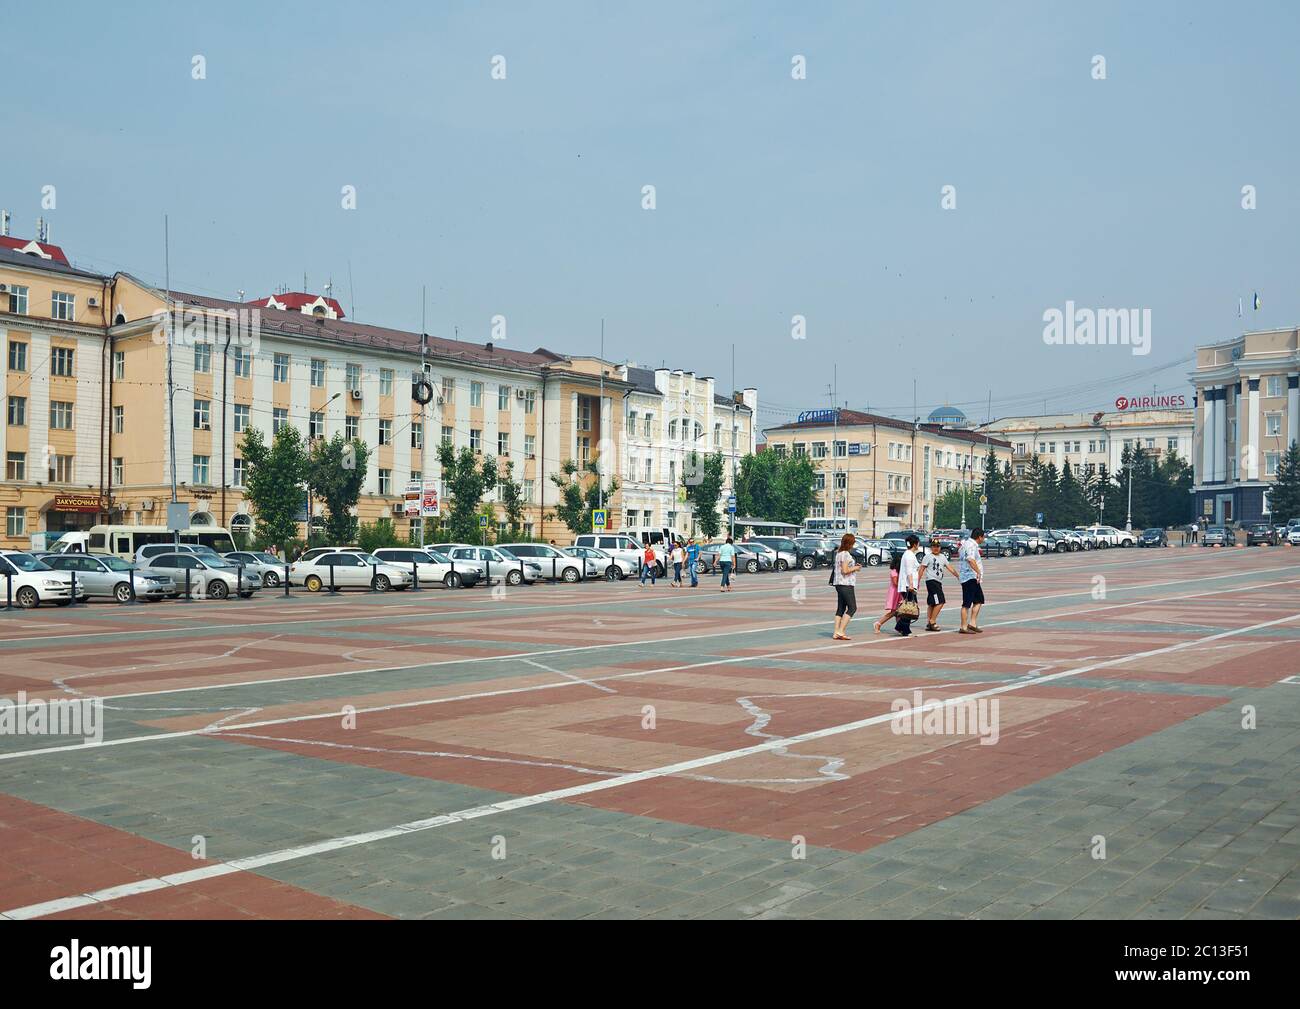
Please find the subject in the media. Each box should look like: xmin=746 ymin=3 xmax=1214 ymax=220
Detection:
xmin=599 ymin=394 xmax=612 ymax=492
xmin=1288 ymin=375 xmax=1300 ymax=449
xmin=1246 ymin=377 xmax=1260 ymax=481
xmin=1200 ymin=387 xmax=1214 ymax=479
xmin=74 ymin=334 xmax=104 ymax=486
xmin=1212 ymin=387 xmax=1226 ymax=483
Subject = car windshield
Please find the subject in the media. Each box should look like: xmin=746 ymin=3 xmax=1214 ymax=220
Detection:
xmin=353 ymin=553 xmax=380 ymax=565
xmin=203 ymin=558 xmax=235 ymax=569
xmin=1208 ymin=527 xmax=1226 ymax=534
xmin=254 ymin=553 xmax=282 ymax=564
xmin=427 ymin=550 xmax=451 ymax=563
xmin=103 ymin=556 xmax=135 ymax=571
xmin=4 ymin=553 xmax=52 ymax=572
xmin=496 ymin=548 xmax=520 ymax=560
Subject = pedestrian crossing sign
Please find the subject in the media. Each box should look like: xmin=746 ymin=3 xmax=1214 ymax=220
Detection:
xmin=592 ymin=509 xmax=608 ymax=531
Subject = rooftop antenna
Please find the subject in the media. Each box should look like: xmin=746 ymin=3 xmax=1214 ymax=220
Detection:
xmin=36 ymin=216 xmax=47 ymax=242
xmin=0 ymin=210 xmax=9 ymax=237
xmin=347 ymin=260 xmax=355 ymax=319
xmin=237 ymin=289 xmax=245 ymax=302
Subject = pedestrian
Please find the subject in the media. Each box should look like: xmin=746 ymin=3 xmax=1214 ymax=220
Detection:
xmin=831 ymin=532 xmax=862 ymax=640
xmin=718 ymin=536 xmax=736 ymax=592
xmin=958 ymin=527 xmax=986 ymax=634
xmin=639 ymin=543 xmax=658 ymax=587
xmin=894 ymin=534 xmax=922 ymax=636
xmin=922 ymin=539 xmax=958 ymax=632
xmin=686 ymin=538 xmax=700 ymax=588
xmin=873 ymin=554 xmax=903 ymax=634
xmin=1190 ymin=521 xmax=1198 ymax=545
xmin=670 ymin=540 xmax=685 ymax=587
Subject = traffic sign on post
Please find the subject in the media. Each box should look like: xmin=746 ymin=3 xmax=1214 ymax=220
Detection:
xmin=478 ymin=515 xmax=488 ymax=528
xmin=592 ymin=509 xmax=608 ymax=531
xmin=726 ymin=494 xmax=737 ymax=514
xmin=1035 ymin=512 xmax=1044 ymax=525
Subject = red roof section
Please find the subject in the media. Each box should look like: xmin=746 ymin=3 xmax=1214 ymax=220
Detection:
xmin=249 ymin=292 xmax=346 ymax=318
xmin=0 ymin=236 xmax=70 ymax=265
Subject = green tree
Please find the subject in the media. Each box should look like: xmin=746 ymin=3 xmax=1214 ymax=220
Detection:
xmin=241 ymin=426 xmax=307 ymax=552
xmin=1056 ymin=462 xmax=1092 ymax=527
xmin=1268 ymin=442 xmax=1300 ymax=521
xmin=548 ymin=458 xmax=617 ymax=536
xmin=438 ymin=442 xmax=498 ymax=543
xmin=497 ymin=459 xmax=527 ymax=539
xmin=734 ymin=452 xmax=816 ymax=526
xmin=357 ymin=518 xmax=403 ymax=553
xmin=307 ymin=432 xmax=371 ymax=545
xmin=932 ymin=486 xmax=970 ymax=529
xmin=683 ymin=451 xmax=725 ymax=538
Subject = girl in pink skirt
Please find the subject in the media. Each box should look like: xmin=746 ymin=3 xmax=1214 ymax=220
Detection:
xmin=873 ymin=554 xmax=902 ymax=634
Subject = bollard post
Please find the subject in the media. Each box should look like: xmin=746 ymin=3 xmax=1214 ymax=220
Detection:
xmin=234 ymin=563 xmax=244 ymax=600
xmin=183 ymin=566 xmax=193 ymax=602
xmin=329 ymin=562 xmax=337 ymax=593
xmin=126 ymin=567 xmax=140 ymax=605
xmin=411 ymin=561 xmax=420 ymax=592
xmin=3 ymin=571 xmax=12 ymax=611
xmin=283 ymin=561 xmax=292 ymax=598
xmin=551 ymin=558 xmax=557 ymax=582
xmin=370 ymin=561 xmax=380 ymax=593
xmin=68 ymin=568 xmax=80 ymax=607
xmin=521 ymin=559 xmax=525 ymax=585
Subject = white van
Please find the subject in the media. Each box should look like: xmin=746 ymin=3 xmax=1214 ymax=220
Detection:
xmin=621 ymin=526 xmax=683 ymax=575
xmin=572 ymin=533 xmax=644 ymax=573
xmin=45 ymin=524 xmax=238 ymax=560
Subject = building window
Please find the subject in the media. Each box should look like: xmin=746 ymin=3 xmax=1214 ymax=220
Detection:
xmin=411 ymin=422 xmax=423 ymax=449
xmin=113 ymin=457 xmax=124 ymax=485
xmin=578 ymin=399 xmax=592 ymax=432
xmin=441 ymin=377 xmax=455 ymax=403
xmin=470 ymin=429 xmax=482 ymax=452
xmin=1265 ymin=413 xmax=1282 ymax=438
xmin=232 ymin=458 xmax=246 ymax=487
xmin=813 ymin=473 xmax=825 ymax=491
xmin=192 ymin=399 xmax=210 ymax=430
xmin=6 ymin=507 xmax=25 ymax=537
xmin=643 ymin=414 xmax=652 ymax=437
xmin=643 ymin=458 xmax=652 ymax=482
xmin=342 ymin=363 xmax=360 ymax=391
xmin=6 ymin=452 xmax=25 ymax=480
xmin=810 ymin=502 xmax=825 ymax=518
xmin=310 ymin=411 xmax=325 ymax=440
xmin=273 ymin=353 xmax=290 ymax=382
xmin=524 ymin=434 xmax=535 ymax=457
xmin=792 ymin=442 xmax=806 ymax=457
xmin=51 ymin=347 xmax=75 ymax=376
xmin=112 ymin=405 xmax=124 ymax=434
xmin=498 ymin=385 xmax=511 ymax=410
xmin=234 ymin=404 xmax=250 ymax=433
xmin=346 ymin=415 xmax=359 ymax=440
xmin=7 ymin=396 xmax=25 ymax=427
xmin=498 ymin=433 xmax=509 ymax=455
xmin=193 ymin=455 xmax=210 ymax=485
xmin=523 ymin=390 xmax=536 ymax=414
xmin=311 ymin=359 xmax=326 ymax=387
xmin=379 ymin=369 xmax=394 ymax=397
xmin=113 ymin=351 xmax=125 ymax=380
xmin=669 ymin=420 xmax=678 ymax=440
xmin=470 ymin=381 xmax=483 ymax=407
xmin=834 ymin=440 xmax=847 ymax=457
xmin=441 ymin=425 xmax=453 ymax=446
xmin=523 ymin=479 xmax=535 ymax=502
xmin=579 ymin=437 xmax=591 ymax=467
xmin=194 ymin=344 xmax=212 ymax=373
xmin=233 ymin=346 xmax=252 ymax=377
xmin=8 ymin=340 xmax=28 ymax=372
xmin=1266 ymin=376 xmax=1283 ymax=398
xmin=272 ymin=407 xmax=288 ymax=434
xmin=6 ymin=285 xmax=28 ymax=315
xmin=51 ymin=291 xmax=75 ymax=321
xmin=812 ymin=442 xmax=827 ymax=458
xmin=626 ymin=509 xmax=638 ymax=528
xmin=377 ymin=419 xmax=391 ymax=446
xmin=1265 ymin=452 xmax=1280 ymax=477
xmin=771 ymin=443 xmax=786 ymax=458
xmin=49 ymin=400 xmax=74 ymax=430
xmin=49 ymin=454 xmax=74 ymax=482
xmin=378 ymin=469 xmax=392 ymax=495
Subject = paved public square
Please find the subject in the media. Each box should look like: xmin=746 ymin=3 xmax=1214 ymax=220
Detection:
xmin=1 ymin=545 xmax=1297 ymax=920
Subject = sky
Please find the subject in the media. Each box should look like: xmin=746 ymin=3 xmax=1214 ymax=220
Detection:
xmin=7 ymin=0 xmax=1299 ymax=434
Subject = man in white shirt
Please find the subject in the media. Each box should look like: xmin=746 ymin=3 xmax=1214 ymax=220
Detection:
xmin=958 ymin=528 xmax=986 ymax=634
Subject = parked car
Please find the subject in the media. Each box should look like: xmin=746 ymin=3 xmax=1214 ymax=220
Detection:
xmin=371 ymin=548 xmax=482 ymax=588
xmin=1005 ymin=533 xmax=1033 ymax=556
xmin=1288 ymin=527 xmax=1300 ymax=546
xmin=1243 ymin=522 xmax=1277 ymax=546
xmin=792 ymin=536 xmax=835 ymax=568
xmin=852 ymin=539 xmax=890 ymax=566
xmin=0 ymin=551 xmax=86 ymax=607
xmin=572 ymin=533 xmax=644 ymax=574
xmin=445 ymin=546 xmax=541 ymax=585
xmin=224 ymin=551 xmax=289 ymax=587
xmin=44 ymin=553 xmax=174 ymax=602
xmin=135 ymin=542 xmax=225 ymax=564
xmin=146 ymin=552 xmax=263 ymax=598
xmin=429 ymin=544 xmax=491 ymax=583
xmin=1009 ymin=528 xmax=1053 ymax=554
xmin=747 ymin=536 xmax=803 ymax=571
xmin=564 ymin=545 xmax=633 ymax=580
xmin=1048 ymin=529 xmax=1085 ymax=552
xmin=742 ymin=539 xmax=796 ymax=572
xmin=696 ymin=542 xmax=771 ymax=574
xmin=1139 ymin=527 xmax=1169 ymax=547
xmin=498 ymin=543 xmax=590 ymax=582
xmin=1201 ymin=526 xmax=1236 ymax=547
xmin=288 ymin=551 xmax=412 ymax=592
xmin=982 ymin=534 xmax=1016 ymax=558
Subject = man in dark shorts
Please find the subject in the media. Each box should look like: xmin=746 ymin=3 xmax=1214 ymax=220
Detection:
xmin=958 ymin=528 xmax=986 ymax=634
xmin=922 ymin=539 xmax=958 ymax=631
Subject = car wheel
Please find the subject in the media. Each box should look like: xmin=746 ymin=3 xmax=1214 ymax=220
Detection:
xmin=305 ymin=574 xmax=323 ymax=592
xmin=372 ymin=574 xmax=392 ymax=592
xmin=207 ymin=579 xmax=228 ymax=600
xmin=694 ymin=560 xmax=708 ymax=575
xmin=654 ymin=562 xmax=665 ymax=578
xmin=1120 ymin=540 xmax=1131 ymax=548
xmin=867 ymin=553 xmax=882 ymax=566
xmin=507 ymin=570 xmax=523 ymax=586
xmin=14 ymin=586 xmax=40 ymax=609
xmin=443 ymin=572 xmax=462 ymax=588
xmin=775 ymin=559 xmax=788 ymax=572
xmin=604 ymin=565 xmax=619 ymax=581
xmin=114 ymin=582 xmax=135 ymax=604
xmin=800 ymin=556 xmax=815 ymax=570
xmin=263 ymin=571 xmax=280 ymax=587
xmin=1036 ymin=545 xmax=1047 ymax=555
xmin=746 ymin=559 xmax=758 ymax=573
xmin=562 ymin=566 xmax=580 ymax=583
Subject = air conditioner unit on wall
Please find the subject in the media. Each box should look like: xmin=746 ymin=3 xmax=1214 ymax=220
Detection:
xmin=141 ymin=499 xmax=155 ymax=511
xmin=0 ymin=284 xmax=9 ymax=294
xmin=350 ymin=389 xmax=363 ymax=401
xmin=516 ymin=388 xmax=527 ymax=399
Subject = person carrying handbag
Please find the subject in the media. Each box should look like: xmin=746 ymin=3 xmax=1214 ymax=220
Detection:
xmin=894 ymin=534 xmax=922 ymax=637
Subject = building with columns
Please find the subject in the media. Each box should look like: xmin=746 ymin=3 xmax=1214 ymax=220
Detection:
xmin=986 ymin=407 xmax=1194 ymax=480
xmin=1191 ymin=328 xmax=1300 ymax=525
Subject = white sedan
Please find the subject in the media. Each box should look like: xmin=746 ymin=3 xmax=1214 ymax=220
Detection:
xmin=371 ymin=548 xmax=482 ymax=588
xmin=562 ymin=545 xmax=631 ymax=580
xmin=290 ymin=551 xmax=413 ymax=592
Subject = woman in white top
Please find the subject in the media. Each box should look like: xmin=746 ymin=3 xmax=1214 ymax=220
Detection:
xmin=832 ymin=532 xmax=862 ymax=641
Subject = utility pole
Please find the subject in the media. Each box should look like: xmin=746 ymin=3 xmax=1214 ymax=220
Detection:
xmin=598 ymin=318 xmax=605 ymax=512
xmin=730 ymin=343 xmax=737 ymax=540
xmin=830 ymin=368 xmax=838 ymax=529
xmin=164 ymin=214 xmax=177 ymax=505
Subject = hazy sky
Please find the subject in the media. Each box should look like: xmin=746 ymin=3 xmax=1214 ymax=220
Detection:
xmin=9 ymin=1 xmax=1299 ymax=432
